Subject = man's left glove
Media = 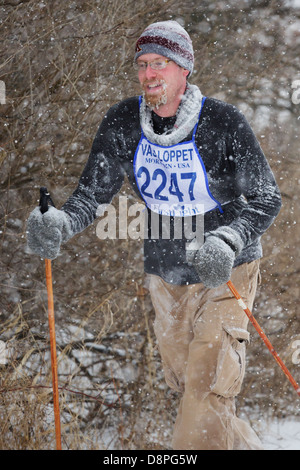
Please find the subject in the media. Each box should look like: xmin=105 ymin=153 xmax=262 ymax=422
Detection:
xmin=188 ymin=226 xmax=244 ymax=288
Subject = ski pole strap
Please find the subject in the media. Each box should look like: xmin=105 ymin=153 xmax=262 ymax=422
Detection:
xmin=39 ymin=187 xmax=56 ymax=214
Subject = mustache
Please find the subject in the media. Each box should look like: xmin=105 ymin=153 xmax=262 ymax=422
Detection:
xmin=141 ymin=78 xmax=166 ymax=88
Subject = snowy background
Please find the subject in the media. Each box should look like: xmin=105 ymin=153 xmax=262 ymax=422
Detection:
xmin=0 ymin=0 xmax=299 ymax=450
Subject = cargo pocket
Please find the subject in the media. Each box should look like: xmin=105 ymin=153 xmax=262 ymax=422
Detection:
xmin=210 ymin=325 xmax=250 ymax=398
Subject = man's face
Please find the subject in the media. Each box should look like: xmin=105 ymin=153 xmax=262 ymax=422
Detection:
xmin=137 ymin=53 xmax=189 ymax=116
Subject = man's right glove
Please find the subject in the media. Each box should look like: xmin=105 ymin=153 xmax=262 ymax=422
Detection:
xmin=26 ymin=206 xmax=73 ymax=260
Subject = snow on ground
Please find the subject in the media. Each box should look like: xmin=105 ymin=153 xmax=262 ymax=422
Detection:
xmin=286 ymin=0 xmax=300 ymax=7
xmin=260 ymin=419 xmax=300 ymax=450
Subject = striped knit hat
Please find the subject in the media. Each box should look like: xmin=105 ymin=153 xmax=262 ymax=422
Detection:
xmin=134 ymin=20 xmax=194 ymax=75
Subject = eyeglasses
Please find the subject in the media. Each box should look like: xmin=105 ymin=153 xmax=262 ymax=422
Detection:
xmin=133 ymin=59 xmax=171 ymax=72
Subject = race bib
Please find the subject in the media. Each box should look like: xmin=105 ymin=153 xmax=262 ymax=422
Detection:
xmin=133 ymin=135 xmax=222 ymax=217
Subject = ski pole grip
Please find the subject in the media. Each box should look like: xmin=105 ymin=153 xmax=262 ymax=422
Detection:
xmin=39 ymin=187 xmax=55 ymax=214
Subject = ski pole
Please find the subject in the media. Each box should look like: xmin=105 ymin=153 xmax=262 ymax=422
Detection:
xmin=227 ymin=280 xmax=300 ymax=397
xmin=39 ymin=187 xmax=62 ymax=450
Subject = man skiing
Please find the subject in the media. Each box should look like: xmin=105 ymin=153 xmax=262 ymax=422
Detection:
xmin=27 ymin=20 xmax=282 ymax=450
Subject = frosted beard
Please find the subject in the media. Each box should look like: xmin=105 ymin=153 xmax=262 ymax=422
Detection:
xmin=139 ymin=83 xmax=204 ymax=147
xmin=142 ymin=79 xmax=167 ymax=110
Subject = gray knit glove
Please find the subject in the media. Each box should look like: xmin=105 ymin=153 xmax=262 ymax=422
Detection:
xmin=26 ymin=206 xmax=73 ymax=259
xmin=188 ymin=226 xmax=244 ymax=288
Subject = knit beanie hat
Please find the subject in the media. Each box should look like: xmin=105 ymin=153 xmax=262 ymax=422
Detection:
xmin=134 ymin=20 xmax=194 ymax=75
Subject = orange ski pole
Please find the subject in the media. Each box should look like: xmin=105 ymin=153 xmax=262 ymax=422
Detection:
xmin=40 ymin=187 xmax=62 ymax=450
xmin=227 ymin=280 xmax=300 ymax=397
xmin=45 ymin=258 xmax=62 ymax=450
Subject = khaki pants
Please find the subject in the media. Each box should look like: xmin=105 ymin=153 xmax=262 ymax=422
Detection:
xmin=149 ymin=260 xmax=264 ymax=450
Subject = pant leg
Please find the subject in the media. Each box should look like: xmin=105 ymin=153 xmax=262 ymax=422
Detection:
xmin=149 ymin=260 xmax=263 ymax=450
